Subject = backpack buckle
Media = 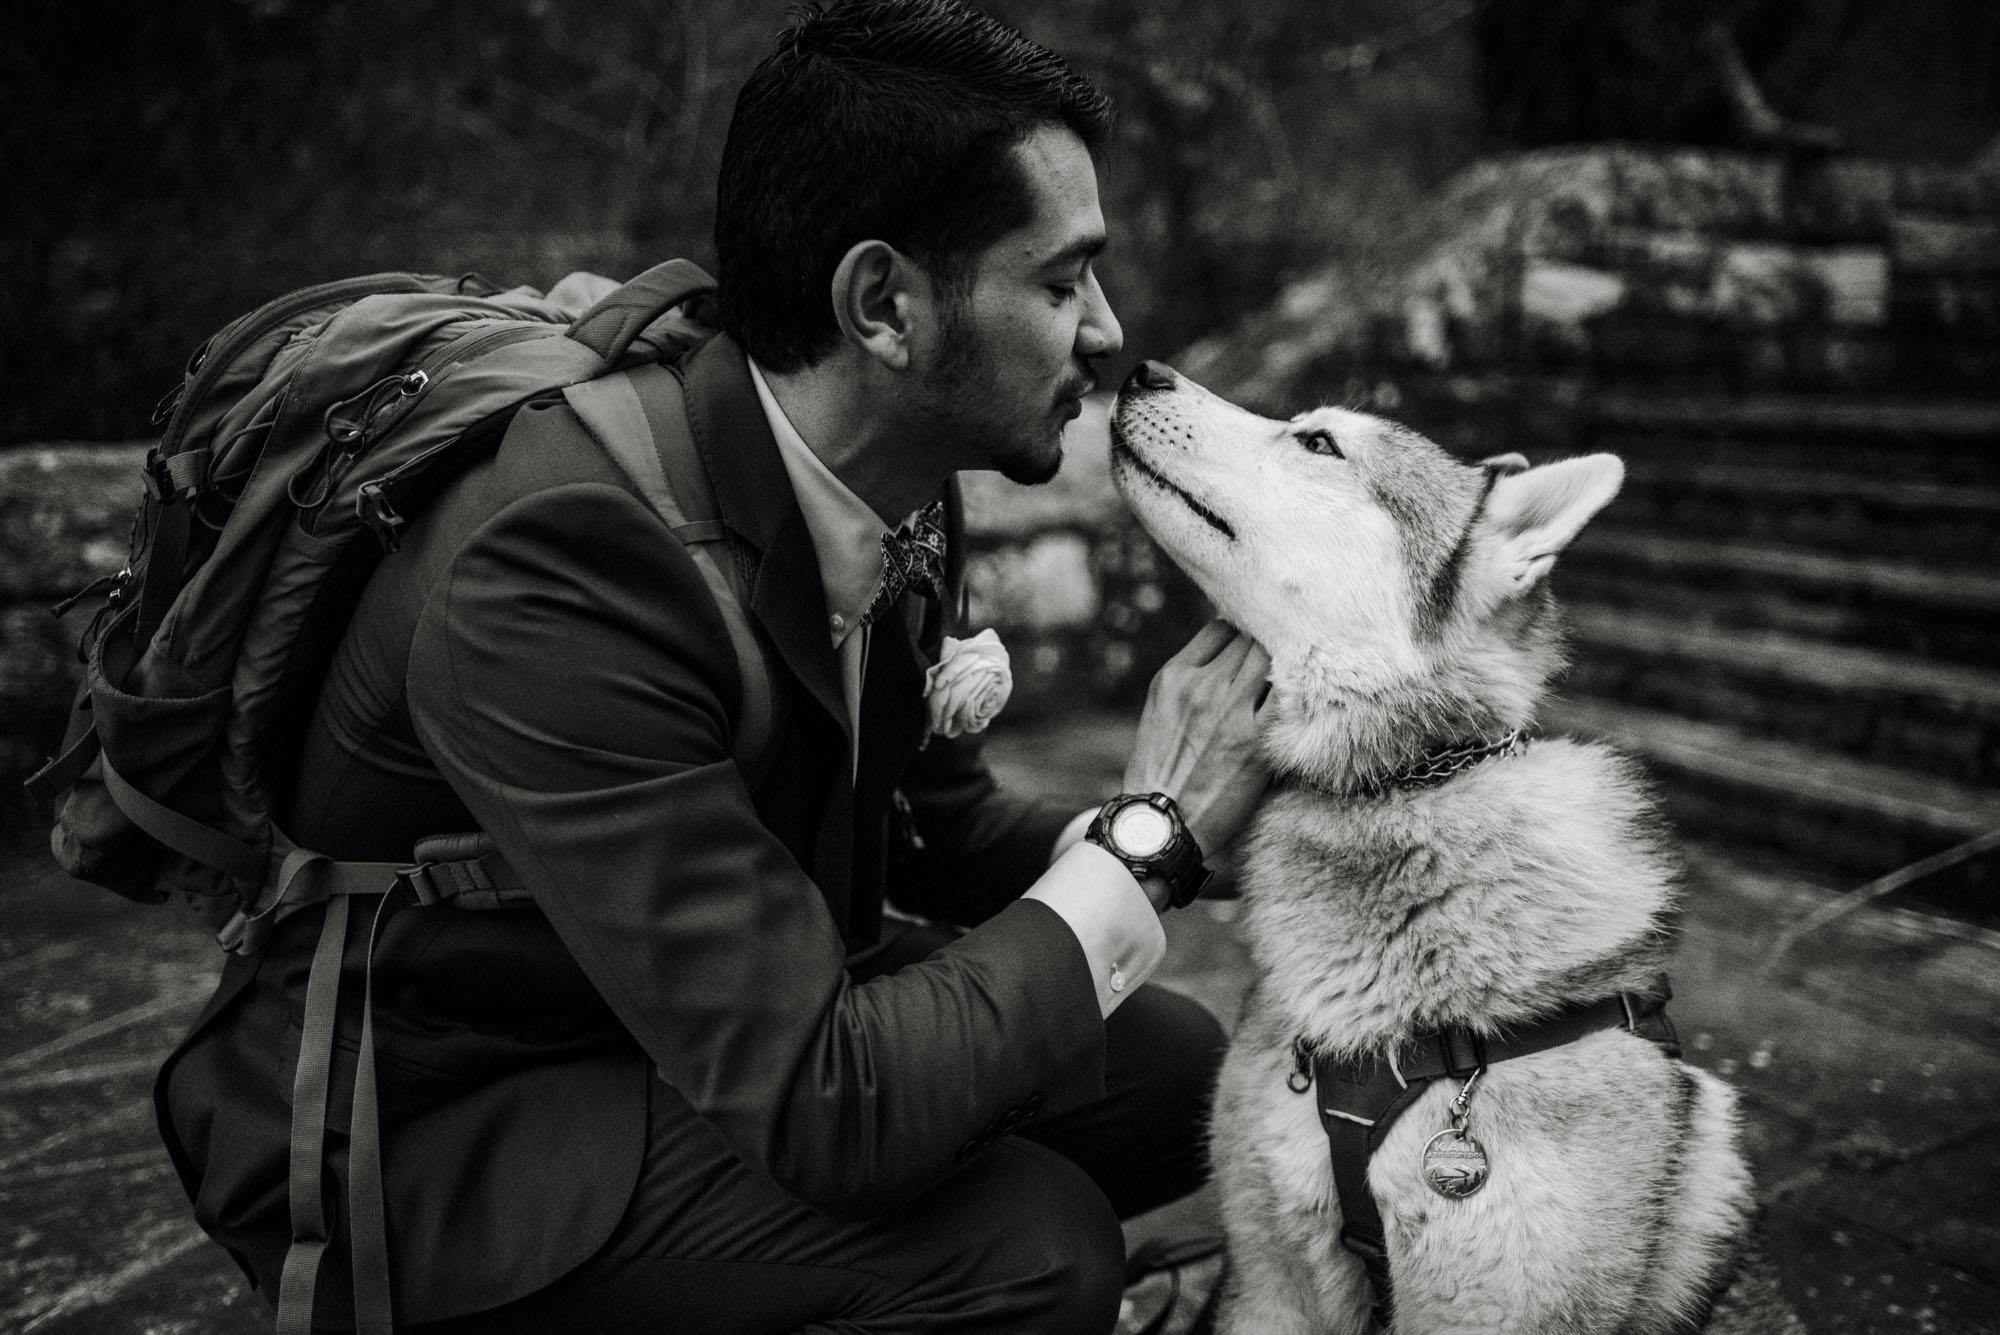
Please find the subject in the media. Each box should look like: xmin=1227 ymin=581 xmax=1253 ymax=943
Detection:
xmin=357 ymin=481 xmax=406 ymax=552
xmin=143 ymin=447 xmax=210 ymax=504
xmin=396 ymin=861 xmax=446 ymax=907
xmin=142 ymin=449 xmax=169 ymax=502
xmin=397 ymin=855 xmax=500 ymax=907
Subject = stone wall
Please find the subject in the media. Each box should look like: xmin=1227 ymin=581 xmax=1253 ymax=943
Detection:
xmin=0 ymin=442 xmax=148 ymax=829
xmin=0 ymin=406 xmax=1200 ymax=830
xmin=1181 ymin=146 xmax=2000 ymax=413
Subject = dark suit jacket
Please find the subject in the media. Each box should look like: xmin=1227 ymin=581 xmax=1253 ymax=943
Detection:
xmin=156 ymin=335 xmax=1105 ymax=1326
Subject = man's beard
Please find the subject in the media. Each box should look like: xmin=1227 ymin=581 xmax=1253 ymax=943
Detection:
xmin=924 ymin=303 xmax=1068 ymax=487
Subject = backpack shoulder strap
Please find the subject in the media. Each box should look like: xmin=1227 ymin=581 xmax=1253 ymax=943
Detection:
xmin=561 ymin=364 xmax=776 ymax=783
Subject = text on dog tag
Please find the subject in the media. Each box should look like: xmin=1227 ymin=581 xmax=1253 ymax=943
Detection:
xmin=1422 ymin=1128 xmax=1489 ymax=1198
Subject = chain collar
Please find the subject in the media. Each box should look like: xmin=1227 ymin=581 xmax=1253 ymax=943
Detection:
xmin=1360 ymin=731 xmax=1528 ymax=791
xmin=1283 ymin=728 xmax=1531 ymax=801
xmin=1357 ymin=728 xmax=1530 ymax=797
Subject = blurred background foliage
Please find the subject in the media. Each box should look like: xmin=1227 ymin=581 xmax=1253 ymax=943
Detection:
xmin=4 ymin=0 xmax=1488 ymax=445
xmin=5 ymin=0 xmax=1994 ymax=445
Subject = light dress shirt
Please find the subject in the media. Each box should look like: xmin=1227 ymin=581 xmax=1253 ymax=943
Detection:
xmin=746 ymin=359 xmax=1165 ymax=1016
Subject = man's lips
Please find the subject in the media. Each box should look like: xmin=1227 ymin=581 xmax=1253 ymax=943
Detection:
xmin=1056 ymin=378 xmax=1095 ymax=422
xmin=1109 ymin=431 xmax=1237 ymax=541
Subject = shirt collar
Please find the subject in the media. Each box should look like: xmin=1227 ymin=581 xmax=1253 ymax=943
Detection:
xmin=747 ymin=358 xmax=890 ymax=648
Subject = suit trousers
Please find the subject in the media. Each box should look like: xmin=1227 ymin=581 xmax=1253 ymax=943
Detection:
xmin=404 ymin=928 xmax=1225 ymax=1335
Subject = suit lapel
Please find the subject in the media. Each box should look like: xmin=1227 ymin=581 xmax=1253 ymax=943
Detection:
xmin=680 ymin=336 xmax=865 ymax=920
xmin=678 ymin=337 xmax=951 ymax=945
xmin=680 ymin=336 xmax=850 ymax=758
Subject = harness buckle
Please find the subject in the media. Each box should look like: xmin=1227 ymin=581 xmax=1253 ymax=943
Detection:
xmin=1441 ymin=1026 xmax=1486 ymax=1076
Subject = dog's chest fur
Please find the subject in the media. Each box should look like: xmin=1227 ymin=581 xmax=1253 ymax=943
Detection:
xmin=1237 ymin=735 xmax=1679 ymax=1060
xmin=1211 ymin=736 xmax=1765 ymax=1334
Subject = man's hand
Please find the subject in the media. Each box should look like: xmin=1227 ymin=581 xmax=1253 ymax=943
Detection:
xmin=1123 ymin=619 xmax=1271 ymax=863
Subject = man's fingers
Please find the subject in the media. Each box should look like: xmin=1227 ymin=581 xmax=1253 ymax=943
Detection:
xmin=1205 ymin=628 xmax=1259 ymax=679
xmin=1176 ymin=618 xmax=1236 ymax=667
xmin=1206 ymin=632 xmax=1266 ymax=693
xmin=1233 ymin=639 xmax=1272 ymax=688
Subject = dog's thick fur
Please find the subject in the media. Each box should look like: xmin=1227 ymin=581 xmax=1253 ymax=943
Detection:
xmin=1110 ymin=367 xmax=1801 ymax=1334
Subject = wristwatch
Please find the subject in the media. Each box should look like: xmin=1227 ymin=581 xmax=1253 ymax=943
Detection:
xmin=1085 ymin=792 xmax=1212 ymax=909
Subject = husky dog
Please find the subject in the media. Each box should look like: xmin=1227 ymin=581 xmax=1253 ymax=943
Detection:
xmin=1109 ymin=363 xmax=1800 ymax=1334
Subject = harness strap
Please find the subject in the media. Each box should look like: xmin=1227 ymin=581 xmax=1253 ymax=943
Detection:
xmin=1309 ymin=981 xmax=1680 ymax=1330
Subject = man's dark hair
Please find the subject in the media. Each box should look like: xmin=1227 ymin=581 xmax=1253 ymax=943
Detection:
xmin=715 ymin=0 xmax=1114 ymax=372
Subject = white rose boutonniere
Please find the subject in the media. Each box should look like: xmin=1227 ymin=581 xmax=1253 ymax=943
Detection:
xmin=922 ymin=628 xmax=1013 ymax=746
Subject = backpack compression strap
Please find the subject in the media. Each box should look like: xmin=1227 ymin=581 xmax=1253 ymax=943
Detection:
xmin=562 ymin=363 xmax=776 ymax=782
xmin=266 ymin=839 xmax=526 ymax=1335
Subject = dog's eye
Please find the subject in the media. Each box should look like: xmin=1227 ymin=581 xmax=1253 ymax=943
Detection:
xmin=1297 ymin=429 xmax=1343 ymax=458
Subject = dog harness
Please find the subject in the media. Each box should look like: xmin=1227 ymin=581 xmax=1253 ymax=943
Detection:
xmin=1293 ymin=980 xmax=1680 ymax=1331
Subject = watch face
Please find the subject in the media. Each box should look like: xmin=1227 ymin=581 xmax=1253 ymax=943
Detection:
xmin=1109 ymin=803 xmax=1175 ymax=858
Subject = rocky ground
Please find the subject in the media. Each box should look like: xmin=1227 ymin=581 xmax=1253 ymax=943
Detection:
xmin=3 ymin=710 xmax=1997 ymax=1334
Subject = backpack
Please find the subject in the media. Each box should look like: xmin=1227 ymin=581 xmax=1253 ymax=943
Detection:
xmin=24 ymin=260 xmax=778 ymax=1335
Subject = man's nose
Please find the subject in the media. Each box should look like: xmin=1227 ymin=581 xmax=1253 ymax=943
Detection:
xmin=1077 ymin=278 xmax=1123 ymax=360
xmin=1124 ymin=361 xmax=1178 ymax=392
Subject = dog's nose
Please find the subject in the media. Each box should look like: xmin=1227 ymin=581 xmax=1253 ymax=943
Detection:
xmin=1125 ymin=361 xmax=1178 ymax=392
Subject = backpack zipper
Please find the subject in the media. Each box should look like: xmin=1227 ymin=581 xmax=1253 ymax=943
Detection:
xmin=322 ymin=321 xmax=550 ymax=470
xmin=158 ymin=274 xmax=441 ymax=457
xmin=299 ymin=320 xmax=556 ymax=534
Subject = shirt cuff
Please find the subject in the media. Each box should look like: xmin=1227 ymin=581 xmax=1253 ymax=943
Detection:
xmin=1050 ymin=806 xmax=1100 ymax=865
xmin=1024 ymin=841 xmax=1168 ymax=1017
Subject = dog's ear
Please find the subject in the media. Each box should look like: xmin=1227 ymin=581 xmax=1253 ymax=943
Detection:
xmin=1480 ymin=453 xmax=1623 ymax=592
xmin=1480 ymin=452 xmax=1530 ymax=476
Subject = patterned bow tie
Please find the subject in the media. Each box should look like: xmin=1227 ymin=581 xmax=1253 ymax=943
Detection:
xmin=860 ymin=501 xmax=947 ymax=628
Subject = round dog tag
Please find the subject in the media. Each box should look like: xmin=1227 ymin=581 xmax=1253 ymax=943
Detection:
xmin=1422 ymin=1128 xmax=1490 ymax=1198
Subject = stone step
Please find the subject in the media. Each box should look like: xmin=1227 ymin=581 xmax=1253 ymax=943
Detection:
xmin=1609 ymin=463 xmax=2000 ymax=563
xmin=1398 ymin=378 xmax=2000 ymax=479
xmin=1585 ymin=388 xmax=2000 ymax=443
xmin=1563 ymin=605 xmax=2000 ymax=785
xmin=1555 ymin=315 xmax=2000 ymax=396
xmin=1546 ymin=696 xmax=2000 ymax=919
xmin=1560 ymin=528 xmax=2000 ymax=667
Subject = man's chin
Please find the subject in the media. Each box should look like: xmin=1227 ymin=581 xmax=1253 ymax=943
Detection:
xmin=995 ymin=437 xmax=1064 ymax=486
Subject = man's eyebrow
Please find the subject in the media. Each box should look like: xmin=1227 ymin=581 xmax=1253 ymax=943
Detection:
xmin=1038 ymin=234 xmax=1106 ymax=269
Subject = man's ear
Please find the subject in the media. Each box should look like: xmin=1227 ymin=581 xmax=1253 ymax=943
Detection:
xmin=1479 ymin=453 xmax=1624 ymax=592
xmin=830 ymin=240 xmax=923 ymax=371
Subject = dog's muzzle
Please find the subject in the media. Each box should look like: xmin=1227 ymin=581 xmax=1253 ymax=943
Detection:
xmin=1124 ymin=361 xmax=1179 ymax=393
